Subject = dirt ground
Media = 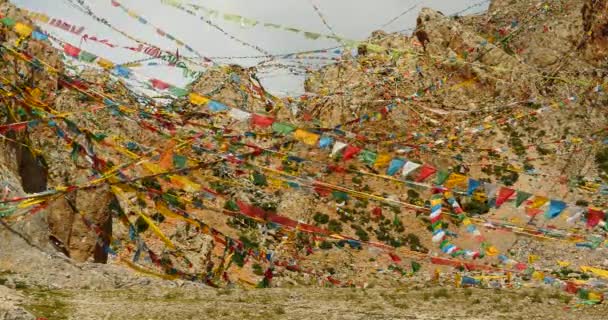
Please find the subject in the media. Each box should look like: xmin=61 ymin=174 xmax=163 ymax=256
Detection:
xmin=10 ymin=285 xmax=607 ymax=320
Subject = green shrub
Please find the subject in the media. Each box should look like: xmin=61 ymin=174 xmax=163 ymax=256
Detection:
xmin=313 ymin=212 xmax=330 ymax=224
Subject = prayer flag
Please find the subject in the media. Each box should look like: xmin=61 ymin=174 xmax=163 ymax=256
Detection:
xmin=495 ymin=187 xmax=515 ymax=208
xmin=294 ymin=129 xmax=319 ymax=146
xmin=189 ymin=93 xmax=209 ymax=105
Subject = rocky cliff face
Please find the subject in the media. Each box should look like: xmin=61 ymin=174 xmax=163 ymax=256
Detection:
xmin=0 ymin=0 xmax=606 ymax=299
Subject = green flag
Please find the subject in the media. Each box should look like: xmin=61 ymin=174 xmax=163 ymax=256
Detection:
xmin=515 ymin=191 xmax=532 ymax=207
xmin=1 ymin=17 xmax=15 ymax=27
xmin=435 ymin=170 xmax=450 ymax=185
xmin=271 ymin=122 xmax=295 ymax=135
xmin=169 ymin=86 xmax=188 ymax=97
xmin=358 ymin=149 xmax=377 ymax=165
xmin=78 ymin=51 xmax=97 ymax=63
xmin=411 ymin=261 xmax=421 ymax=273
xmin=172 ymin=154 xmax=187 ymax=169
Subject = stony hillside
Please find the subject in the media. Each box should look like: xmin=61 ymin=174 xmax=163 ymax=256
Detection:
xmin=0 ymin=0 xmax=607 ymax=318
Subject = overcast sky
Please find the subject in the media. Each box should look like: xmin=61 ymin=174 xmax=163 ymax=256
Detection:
xmin=11 ymin=0 xmax=489 ymax=96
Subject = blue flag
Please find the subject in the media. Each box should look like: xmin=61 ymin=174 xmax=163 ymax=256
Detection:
xmin=387 ymin=158 xmax=405 ymax=176
xmin=545 ymin=200 xmax=567 ymax=219
xmin=467 ymin=179 xmax=480 ymax=196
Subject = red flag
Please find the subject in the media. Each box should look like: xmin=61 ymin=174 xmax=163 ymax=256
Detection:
xmin=63 ymin=43 xmax=81 ymax=57
xmin=415 ymin=164 xmax=436 ymax=182
xmin=150 ymin=79 xmax=170 ymax=90
xmin=251 ymin=114 xmax=275 ymax=128
xmin=342 ymin=145 xmax=361 ymax=160
xmin=268 ymin=215 xmax=298 ymax=228
xmin=587 ymin=208 xmax=605 ymax=228
xmin=495 ymin=187 xmax=515 ymax=208
xmin=236 ymin=201 xmax=266 ymax=219
xmin=388 ymin=253 xmax=402 ymax=263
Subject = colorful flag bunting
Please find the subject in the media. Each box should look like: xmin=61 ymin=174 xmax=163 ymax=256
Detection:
xmin=529 ymin=196 xmax=549 ymax=209
xmin=587 ymin=208 xmax=605 ymax=228
xmin=207 ymin=100 xmax=229 ymax=112
xmin=251 ymin=114 xmax=275 ymax=128
xmin=318 ymin=136 xmax=333 ymax=149
xmin=228 ymin=108 xmax=251 ymax=121
xmin=358 ymin=149 xmax=377 ymax=165
xmin=63 ymin=43 xmax=81 ymax=57
xmin=545 ymin=200 xmax=567 ymax=219
xmin=401 ymin=161 xmax=421 ymax=177
xmin=515 ymin=191 xmax=532 ymax=207
xmin=435 ymin=170 xmax=450 ymax=185
xmin=343 ymin=145 xmax=362 ymax=161
xmin=387 ymin=158 xmax=405 ymax=176
xmin=415 ymin=164 xmax=436 ymax=182
xmin=445 ymin=173 xmax=467 ymax=189
xmin=374 ymin=153 xmax=391 ymax=169
xmin=293 ymin=129 xmax=319 ymax=146
xmin=330 ymin=141 xmax=347 ymax=157
xmin=14 ymin=22 xmax=33 ymax=37
xmin=483 ymin=183 xmax=498 ymax=199
xmin=189 ymin=93 xmax=209 ymax=105
xmin=495 ymin=187 xmax=515 ymax=208
xmin=150 ymin=79 xmax=170 ymax=90
xmin=467 ymin=179 xmax=480 ymax=196
xmin=271 ymin=122 xmax=295 ymax=135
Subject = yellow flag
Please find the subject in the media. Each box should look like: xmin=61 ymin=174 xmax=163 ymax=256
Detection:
xmin=485 ymin=246 xmax=499 ymax=256
xmin=528 ymin=254 xmax=539 ymax=264
xmin=532 ymin=271 xmax=544 ymax=281
xmin=97 ymin=58 xmax=114 ymax=69
xmin=293 ymin=129 xmax=319 ymax=146
xmin=557 ymin=260 xmax=571 ymax=268
xmin=445 ymin=173 xmax=467 ymax=189
xmin=156 ymin=203 xmax=199 ymax=226
xmin=588 ymin=292 xmax=603 ymax=301
xmin=580 ymin=266 xmax=608 ymax=279
xmin=14 ymin=23 xmax=33 ymax=37
xmin=189 ymin=93 xmax=209 ymax=105
xmin=142 ymin=161 xmax=164 ymax=174
xmin=373 ymin=153 xmax=391 ymax=168
xmin=169 ymin=175 xmax=201 ymax=193
xmin=529 ymin=196 xmax=548 ymax=209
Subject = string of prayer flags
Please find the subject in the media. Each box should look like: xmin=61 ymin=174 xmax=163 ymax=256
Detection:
xmin=318 ymin=136 xmax=333 ymax=149
xmin=189 ymin=93 xmax=209 ymax=105
xmin=272 ymin=122 xmax=296 ymax=135
xmin=228 ymin=108 xmax=251 ymax=121
xmin=545 ymin=200 xmax=567 ymax=219
xmin=529 ymin=196 xmax=549 ymax=209
xmin=445 ymin=173 xmax=467 ymax=189
xmin=467 ymin=179 xmax=480 ymax=196
xmin=495 ymin=187 xmax=515 ymax=208
xmin=401 ymin=161 xmax=421 ymax=177
xmin=207 ymin=100 xmax=229 ymax=112
xmin=150 ymin=79 xmax=170 ymax=90
xmin=434 ymin=170 xmax=450 ymax=185
xmin=14 ymin=22 xmax=33 ymax=37
xmin=293 ymin=129 xmax=319 ymax=146
xmin=415 ymin=164 xmax=436 ymax=182
xmin=373 ymin=153 xmax=391 ymax=169
xmin=342 ymin=145 xmax=362 ymax=161
xmin=386 ymin=158 xmax=405 ymax=176
xmin=63 ymin=43 xmax=81 ymax=57
xmin=330 ymin=141 xmax=347 ymax=157
xmin=251 ymin=114 xmax=275 ymax=128
xmin=586 ymin=208 xmax=605 ymax=228
xmin=515 ymin=191 xmax=532 ymax=207
xmin=358 ymin=149 xmax=377 ymax=165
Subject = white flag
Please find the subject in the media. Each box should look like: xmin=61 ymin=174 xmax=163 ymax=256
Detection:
xmin=228 ymin=108 xmax=251 ymax=121
xmin=401 ymin=161 xmax=421 ymax=176
xmin=330 ymin=141 xmax=347 ymax=157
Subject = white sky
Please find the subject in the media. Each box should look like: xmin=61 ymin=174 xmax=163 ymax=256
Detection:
xmin=11 ymin=0 xmax=489 ymax=96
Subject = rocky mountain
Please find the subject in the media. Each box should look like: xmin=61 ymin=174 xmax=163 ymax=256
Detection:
xmin=0 ymin=0 xmax=607 ymax=318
